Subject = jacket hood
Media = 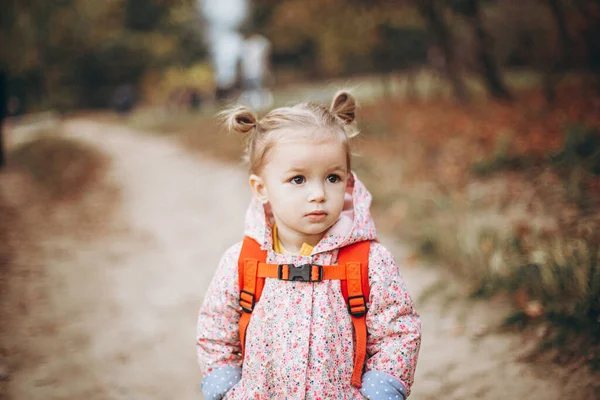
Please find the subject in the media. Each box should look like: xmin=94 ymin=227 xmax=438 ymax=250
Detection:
xmin=243 ymin=172 xmax=377 ymax=255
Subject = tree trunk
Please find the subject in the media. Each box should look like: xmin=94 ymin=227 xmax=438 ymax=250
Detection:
xmin=574 ymin=0 xmax=600 ymax=93
xmin=416 ymin=0 xmax=469 ymax=103
xmin=465 ymin=0 xmax=512 ymax=101
xmin=545 ymin=0 xmax=573 ymax=105
xmin=0 ymin=70 xmax=7 ymax=168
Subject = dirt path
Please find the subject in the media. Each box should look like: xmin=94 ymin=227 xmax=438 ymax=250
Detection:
xmin=1 ymin=120 xmax=596 ymax=399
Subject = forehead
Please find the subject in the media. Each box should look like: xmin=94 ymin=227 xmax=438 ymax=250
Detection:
xmin=267 ymin=134 xmax=348 ymax=170
xmin=271 ymin=126 xmax=344 ymax=142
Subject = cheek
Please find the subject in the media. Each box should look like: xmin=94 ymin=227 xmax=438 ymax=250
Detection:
xmin=269 ymin=185 xmax=297 ymax=207
xmin=330 ymin=185 xmax=347 ymax=208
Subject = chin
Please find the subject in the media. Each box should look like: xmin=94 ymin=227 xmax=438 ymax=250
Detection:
xmin=302 ymin=222 xmax=335 ymax=236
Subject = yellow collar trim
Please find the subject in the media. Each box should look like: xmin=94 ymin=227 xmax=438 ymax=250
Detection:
xmin=272 ymin=225 xmax=313 ymax=256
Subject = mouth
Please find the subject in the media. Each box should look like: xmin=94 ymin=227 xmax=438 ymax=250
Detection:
xmin=306 ymin=211 xmax=328 ymax=222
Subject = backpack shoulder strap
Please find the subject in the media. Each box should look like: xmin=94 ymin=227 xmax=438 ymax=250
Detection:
xmin=236 ymin=236 xmax=372 ymax=389
xmin=238 ymin=236 xmax=267 ymax=358
xmin=338 ymin=240 xmax=371 ymax=388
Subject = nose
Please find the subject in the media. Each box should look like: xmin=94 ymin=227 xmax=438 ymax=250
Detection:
xmin=308 ymin=182 xmax=326 ymax=203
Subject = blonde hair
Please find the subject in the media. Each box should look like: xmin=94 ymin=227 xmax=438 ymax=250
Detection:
xmin=221 ymin=91 xmax=359 ymax=174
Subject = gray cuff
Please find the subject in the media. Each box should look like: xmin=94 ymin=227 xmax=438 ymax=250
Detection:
xmin=201 ymin=366 xmax=242 ymax=400
xmin=360 ymin=370 xmax=407 ymax=400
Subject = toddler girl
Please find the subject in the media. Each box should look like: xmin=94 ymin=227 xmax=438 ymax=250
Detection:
xmin=196 ymin=91 xmax=421 ymax=399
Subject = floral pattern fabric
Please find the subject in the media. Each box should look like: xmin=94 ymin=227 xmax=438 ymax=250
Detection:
xmin=196 ymin=173 xmax=421 ymax=399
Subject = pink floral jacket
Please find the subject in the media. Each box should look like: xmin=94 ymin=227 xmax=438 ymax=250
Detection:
xmin=196 ymin=174 xmax=421 ymax=399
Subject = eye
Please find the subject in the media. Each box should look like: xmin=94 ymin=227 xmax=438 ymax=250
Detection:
xmin=327 ymin=174 xmax=342 ymax=183
xmin=290 ymin=175 xmax=305 ymax=185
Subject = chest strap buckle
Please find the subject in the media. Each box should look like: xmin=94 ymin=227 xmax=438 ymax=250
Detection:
xmin=278 ymin=263 xmax=323 ymax=282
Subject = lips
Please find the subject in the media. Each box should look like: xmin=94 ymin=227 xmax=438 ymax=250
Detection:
xmin=306 ymin=210 xmax=328 ymax=222
xmin=307 ymin=210 xmax=327 ymax=216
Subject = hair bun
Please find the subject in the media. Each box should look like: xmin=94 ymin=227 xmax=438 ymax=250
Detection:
xmin=330 ymin=91 xmax=356 ymax=124
xmin=221 ymin=106 xmax=258 ymax=134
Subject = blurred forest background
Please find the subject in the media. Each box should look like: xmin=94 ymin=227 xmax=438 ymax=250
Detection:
xmin=2 ymin=0 xmax=599 ymax=111
xmin=2 ymin=0 xmax=600 ymax=375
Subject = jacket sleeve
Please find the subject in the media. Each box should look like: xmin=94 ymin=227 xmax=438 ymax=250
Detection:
xmin=365 ymin=242 xmax=421 ymax=396
xmin=196 ymin=242 xmax=243 ymax=378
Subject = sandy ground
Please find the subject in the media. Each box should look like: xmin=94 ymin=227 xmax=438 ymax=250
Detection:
xmin=0 ymin=119 xmax=597 ymax=400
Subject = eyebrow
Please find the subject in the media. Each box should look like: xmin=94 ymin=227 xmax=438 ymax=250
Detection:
xmin=329 ymin=165 xmax=347 ymax=172
xmin=284 ymin=165 xmax=347 ymax=174
xmin=284 ymin=167 xmax=307 ymax=174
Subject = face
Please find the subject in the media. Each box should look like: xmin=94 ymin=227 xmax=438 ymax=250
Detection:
xmin=250 ymin=133 xmax=349 ymax=249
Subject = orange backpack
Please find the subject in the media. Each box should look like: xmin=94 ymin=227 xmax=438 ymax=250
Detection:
xmin=237 ymin=236 xmax=371 ymax=388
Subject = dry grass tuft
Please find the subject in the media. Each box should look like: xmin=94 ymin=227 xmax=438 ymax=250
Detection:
xmin=9 ymin=135 xmax=110 ymax=201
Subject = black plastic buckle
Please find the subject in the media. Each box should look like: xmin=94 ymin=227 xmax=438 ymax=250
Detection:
xmin=239 ymin=290 xmax=256 ymax=313
xmin=278 ymin=263 xmax=323 ymax=282
xmin=347 ymin=295 xmax=367 ymax=317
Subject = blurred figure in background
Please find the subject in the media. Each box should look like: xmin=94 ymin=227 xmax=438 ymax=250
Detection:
xmin=111 ymin=84 xmax=136 ymax=115
xmin=425 ymin=44 xmax=448 ymax=98
xmin=239 ymin=32 xmax=273 ymax=110
xmin=199 ymin=0 xmax=248 ymax=102
xmin=211 ymin=31 xmax=244 ymax=102
xmin=166 ymin=86 xmax=204 ymax=111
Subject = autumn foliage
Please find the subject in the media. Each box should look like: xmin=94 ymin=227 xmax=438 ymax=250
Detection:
xmin=353 ymin=82 xmax=600 ymax=366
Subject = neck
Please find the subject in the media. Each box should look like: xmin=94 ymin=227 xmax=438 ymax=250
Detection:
xmin=275 ymin=225 xmax=324 ymax=254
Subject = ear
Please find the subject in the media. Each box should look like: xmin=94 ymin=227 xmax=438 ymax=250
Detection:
xmin=249 ymin=174 xmax=269 ymax=204
xmin=345 ymin=171 xmax=354 ymax=190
